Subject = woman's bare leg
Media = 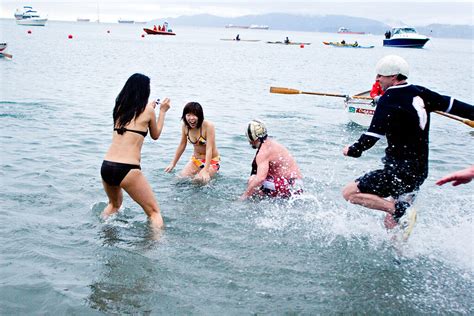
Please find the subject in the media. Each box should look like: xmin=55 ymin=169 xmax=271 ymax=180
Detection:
xmin=102 ymin=180 xmax=123 ymax=218
xmin=179 ymin=160 xmax=200 ymax=178
xmin=120 ymin=170 xmax=164 ymax=229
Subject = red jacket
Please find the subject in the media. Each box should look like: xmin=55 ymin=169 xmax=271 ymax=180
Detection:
xmin=370 ymin=82 xmax=384 ymax=98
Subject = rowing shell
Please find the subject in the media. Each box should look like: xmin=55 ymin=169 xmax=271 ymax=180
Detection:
xmin=266 ymin=41 xmax=311 ymax=45
xmin=220 ymin=39 xmax=261 ymax=42
xmin=344 ymin=91 xmax=375 ymax=126
xmin=323 ymin=41 xmax=374 ymax=49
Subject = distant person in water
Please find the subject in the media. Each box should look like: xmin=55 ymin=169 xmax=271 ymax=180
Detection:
xmin=341 ymin=39 xmax=346 ymax=45
xmin=235 ymin=34 xmax=240 ymax=41
xmin=101 ymin=73 xmax=170 ymax=229
xmin=342 ymin=55 xmax=474 ymax=232
xmin=436 ymin=165 xmax=474 ymax=186
xmin=284 ymin=37 xmax=290 ymax=44
xmin=240 ymin=119 xmax=303 ymax=200
xmin=165 ymin=102 xmax=220 ymax=184
xmin=353 ymin=41 xmax=358 ymax=47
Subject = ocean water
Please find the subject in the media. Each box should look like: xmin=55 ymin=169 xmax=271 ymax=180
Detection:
xmin=1 ymin=20 xmax=473 ymax=314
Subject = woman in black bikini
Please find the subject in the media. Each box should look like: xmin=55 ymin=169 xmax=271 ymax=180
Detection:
xmin=101 ymin=73 xmax=170 ymax=229
xmin=164 ymin=102 xmax=220 ymax=184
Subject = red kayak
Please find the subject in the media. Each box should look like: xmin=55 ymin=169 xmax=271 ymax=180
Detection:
xmin=143 ymin=28 xmax=176 ymax=36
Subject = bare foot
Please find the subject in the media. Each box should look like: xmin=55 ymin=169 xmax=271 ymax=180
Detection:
xmin=149 ymin=214 xmax=164 ymax=240
xmin=384 ymin=213 xmax=398 ymax=229
xmin=101 ymin=204 xmax=120 ymax=219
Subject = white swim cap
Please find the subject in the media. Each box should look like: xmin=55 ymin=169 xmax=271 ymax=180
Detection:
xmin=375 ymin=55 xmax=409 ymax=77
xmin=246 ymin=119 xmax=267 ymax=142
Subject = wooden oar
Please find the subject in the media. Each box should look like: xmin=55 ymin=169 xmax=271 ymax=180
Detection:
xmin=270 ymin=86 xmax=349 ymax=98
xmin=434 ymin=111 xmax=474 ymax=128
xmin=0 ymin=52 xmax=13 ymax=59
xmin=270 ymin=86 xmax=473 ymax=128
xmin=269 ymin=86 xmax=370 ymax=100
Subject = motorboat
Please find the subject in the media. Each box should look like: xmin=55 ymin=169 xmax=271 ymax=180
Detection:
xmin=143 ymin=28 xmax=176 ymax=36
xmin=383 ymin=27 xmax=429 ymax=48
xmin=0 ymin=43 xmax=7 ymax=52
xmin=14 ymin=6 xmax=47 ymax=26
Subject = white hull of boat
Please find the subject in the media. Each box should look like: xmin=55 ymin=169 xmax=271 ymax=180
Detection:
xmin=16 ymin=18 xmax=47 ymax=26
xmin=0 ymin=43 xmax=7 ymax=52
xmin=344 ymin=91 xmax=375 ymax=126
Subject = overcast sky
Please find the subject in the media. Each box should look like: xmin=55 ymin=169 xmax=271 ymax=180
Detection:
xmin=1 ymin=1 xmax=473 ymax=26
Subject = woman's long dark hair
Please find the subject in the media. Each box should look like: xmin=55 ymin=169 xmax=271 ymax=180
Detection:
xmin=181 ymin=102 xmax=204 ymax=129
xmin=113 ymin=73 xmax=150 ymax=128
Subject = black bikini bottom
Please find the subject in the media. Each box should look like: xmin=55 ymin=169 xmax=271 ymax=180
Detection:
xmin=101 ymin=160 xmax=141 ymax=186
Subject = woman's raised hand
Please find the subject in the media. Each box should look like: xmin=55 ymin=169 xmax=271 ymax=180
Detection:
xmin=160 ymin=98 xmax=171 ymax=112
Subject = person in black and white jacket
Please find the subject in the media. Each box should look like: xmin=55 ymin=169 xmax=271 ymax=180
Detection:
xmin=342 ymin=55 xmax=474 ymax=231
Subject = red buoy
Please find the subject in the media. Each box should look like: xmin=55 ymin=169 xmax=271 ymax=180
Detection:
xmin=68 ymin=34 xmax=73 ymax=39
xmin=141 ymin=34 xmax=145 ymax=38
xmin=300 ymin=44 xmax=304 ymax=48
xmin=27 ymin=30 xmax=32 ymax=34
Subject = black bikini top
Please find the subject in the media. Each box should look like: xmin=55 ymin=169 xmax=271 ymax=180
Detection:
xmin=114 ymin=127 xmax=148 ymax=137
xmin=186 ymin=127 xmax=206 ymax=145
xmin=251 ymin=141 xmax=264 ymax=175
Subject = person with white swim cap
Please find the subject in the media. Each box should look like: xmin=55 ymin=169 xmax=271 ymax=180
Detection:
xmin=240 ymin=119 xmax=303 ymax=200
xmin=342 ymin=55 xmax=474 ymax=233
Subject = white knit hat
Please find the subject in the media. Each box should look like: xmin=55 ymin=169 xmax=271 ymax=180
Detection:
xmin=246 ymin=119 xmax=267 ymax=142
xmin=375 ymin=55 xmax=409 ymax=77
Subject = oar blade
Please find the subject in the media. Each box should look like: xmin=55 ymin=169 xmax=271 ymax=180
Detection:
xmin=269 ymin=87 xmax=301 ymax=95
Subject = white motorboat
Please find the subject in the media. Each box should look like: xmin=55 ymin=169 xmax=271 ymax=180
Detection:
xmin=0 ymin=43 xmax=7 ymax=52
xmin=383 ymin=27 xmax=429 ymax=48
xmin=15 ymin=6 xmax=47 ymax=26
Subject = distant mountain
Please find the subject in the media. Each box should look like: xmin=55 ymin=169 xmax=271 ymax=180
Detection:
xmin=156 ymin=13 xmax=473 ymax=39
xmin=417 ymin=24 xmax=474 ymax=39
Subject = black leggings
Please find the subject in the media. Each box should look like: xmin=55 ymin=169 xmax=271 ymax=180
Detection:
xmin=101 ymin=160 xmax=141 ymax=186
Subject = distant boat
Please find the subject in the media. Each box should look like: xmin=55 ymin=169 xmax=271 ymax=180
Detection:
xmin=323 ymin=41 xmax=374 ymax=49
xmin=14 ymin=6 xmax=47 ymax=26
xmin=225 ymin=24 xmax=269 ymax=30
xmin=77 ymin=18 xmax=90 ymax=22
xmin=225 ymin=24 xmax=249 ymax=29
xmin=135 ymin=21 xmax=147 ymax=24
xmin=0 ymin=43 xmax=12 ymax=59
xmin=143 ymin=28 xmax=176 ymax=36
xmin=267 ymin=41 xmax=311 ymax=45
xmin=383 ymin=27 xmax=429 ymax=48
xmin=220 ymin=39 xmax=260 ymax=42
xmin=118 ymin=18 xmax=134 ymax=24
xmin=337 ymin=27 xmax=365 ymax=35
xmin=249 ymin=24 xmax=269 ymax=30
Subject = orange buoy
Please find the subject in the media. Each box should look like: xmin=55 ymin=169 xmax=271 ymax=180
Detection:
xmin=68 ymin=34 xmax=73 ymax=39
